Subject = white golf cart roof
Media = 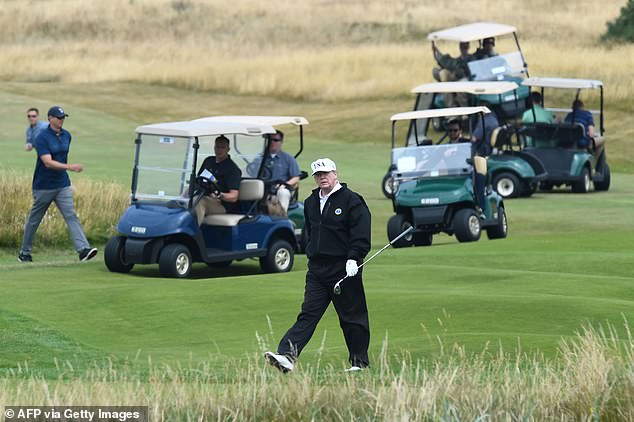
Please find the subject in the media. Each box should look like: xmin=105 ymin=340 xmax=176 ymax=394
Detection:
xmin=427 ymin=22 xmax=517 ymax=42
xmin=194 ymin=115 xmax=309 ymax=126
xmin=411 ymin=81 xmax=519 ymax=95
xmin=135 ymin=120 xmax=277 ymax=137
xmin=522 ymin=77 xmax=603 ymax=90
xmin=391 ymin=106 xmax=491 ymax=121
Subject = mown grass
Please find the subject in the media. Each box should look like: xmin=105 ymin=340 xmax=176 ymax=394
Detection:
xmin=1 ymin=322 xmax=633 ymax=420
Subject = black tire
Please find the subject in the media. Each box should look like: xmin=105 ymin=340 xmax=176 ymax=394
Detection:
xmin=521 ymin=182 xmax=536 ymax=198
xmin=159 ymin=244 xmax=192 ymax=278
xmin=381 ymin=173 xmax=395 ymax=199
xmin=593 ymin=163 xmax=611 ymax=191
xmin=413 ymin=231 xmax=433 ymax=247
xmin=387 ymin=214 xmax=414 ymax=248
xmin=453 ymin=208 xmax=481 ymax=242
xmin=260 ymin=239 xmax=294 ymax=273
xmin=207 ymin=260 xmax=232 ymax=268
xmin=486 ymin=206 xmax=508 ymax=239
xmin=571 ymin=166 xmax=591 ymax=193
xmin=104 ymin=236 xmax=134 ymax=273
xmin=492 ymin=172 xmax=521 ymax=198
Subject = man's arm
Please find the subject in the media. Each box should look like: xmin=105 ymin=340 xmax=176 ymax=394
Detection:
xmin=347 ymin=195 xmax=371 ymax=262
xmin=39 ymin=154 xmax=83 ymax=172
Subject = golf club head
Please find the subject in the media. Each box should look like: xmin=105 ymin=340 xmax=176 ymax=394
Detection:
xmin=333 ymin=283 xmax=342 ymax=295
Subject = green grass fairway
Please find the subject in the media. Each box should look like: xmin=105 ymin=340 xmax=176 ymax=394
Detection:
xmin=1 ymin=83 xmax=633 ymax=377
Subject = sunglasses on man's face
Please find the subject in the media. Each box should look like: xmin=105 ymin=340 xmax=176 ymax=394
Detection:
xmin=27 ymin=114 xmax=38 ymax=118
xmin=448 ymin=128 xmax=460 ymax=132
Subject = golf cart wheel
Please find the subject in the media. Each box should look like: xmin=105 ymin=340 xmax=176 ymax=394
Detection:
xmin=104 ymin=236 xmax=134 ymax=273
xmin=486 ymin=206 xmax=508 ymax=240
xmin=260 ymin=239 xmax=294 ymax=273
xmin=387 ymin=214 xmax=414 ymax=248
xmin=207 ymin=260 xmax=232 ymax=268
xmin=593 ymin=163 xmax=611 ymax=191
xmin=571 ymin=166 xmax=591 ymax=193
xmin=453 ymin=208 xmax=481 ymax=242
xmin=381 ymin=173 xmax=395 ymax=199
xmin=521 ymin=182 xmax=536 ymax=198
xmin=413 ymin=231 xmax=433 ymax=247
xmin=492 ymin=172 xmax=520 ymax=198
xmin=159 ymin=244 xmax=192 ymax=278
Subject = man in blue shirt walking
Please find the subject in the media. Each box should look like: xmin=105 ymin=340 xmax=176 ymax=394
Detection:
xmin=18 ymin=106 xmax=98 ymax=263
xmin=25 ymin=107 xmax=48 ymax=152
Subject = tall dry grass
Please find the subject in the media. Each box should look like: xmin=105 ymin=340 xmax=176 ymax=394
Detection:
xmin=1 ymin=321 xmax=633 ymax=420
xmin=0 ymin=170 xmax=128 ymax=248
xmin=0 ymin=0 xmax=630 ymax=102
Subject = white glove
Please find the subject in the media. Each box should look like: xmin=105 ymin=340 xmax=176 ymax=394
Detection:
xmin=345 ymin=259 xmax=359 ymax=277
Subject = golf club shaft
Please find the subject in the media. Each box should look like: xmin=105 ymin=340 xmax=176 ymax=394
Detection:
xmin=334 ymin=226 xmax=414 ymax=291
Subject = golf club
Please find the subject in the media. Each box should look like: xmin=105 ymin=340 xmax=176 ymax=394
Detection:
xmin=333 ymin=225 xmax=414 ymax=295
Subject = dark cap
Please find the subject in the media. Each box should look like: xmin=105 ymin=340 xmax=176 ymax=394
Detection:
xmin=48 ymin=106 xmax=69 ymax=118
xmin=483 ymin=37 xmax=495 ymax=46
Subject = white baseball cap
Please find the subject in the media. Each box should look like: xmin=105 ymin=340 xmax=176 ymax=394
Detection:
xmin=311 ymin=158 xmax=337 ymax=175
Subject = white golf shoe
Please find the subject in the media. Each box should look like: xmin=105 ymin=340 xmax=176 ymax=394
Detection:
xmin=345 ymin=366 xmax=365 ymax=372
xmin=265 ymin=351 xmax=294 ymax=373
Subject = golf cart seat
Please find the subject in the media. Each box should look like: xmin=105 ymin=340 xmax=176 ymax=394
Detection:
xmin=490 ymin=125 xmax=512 ymax=150
xmin=521 ymin=122 xmax=585 ymax=148
xmin=202 ymin=179 xmax=265 ymax=226
xmin=473 ymin=155 xmax=487 ymax=175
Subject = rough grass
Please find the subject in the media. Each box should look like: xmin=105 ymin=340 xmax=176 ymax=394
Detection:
xmin=1 ymin=322 xmax=633 ymax=421
xmin=0 ymin=171 xmax=128 ymax=248
xmin=0 ymin=0 xmax=630 ymax=102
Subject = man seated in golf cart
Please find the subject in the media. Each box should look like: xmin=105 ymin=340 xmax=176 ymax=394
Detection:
xmin=193 ymin=135 xmax=241 ymax=225
xmin=432 ymin=41 xmax=474 ymax=82
xmin=248 ymin=130 xmax=301 ymax=216
xmin=474 ymin=37 xmax=497 ymax=60
xmin=446 ymin=118 xmax=471 ymax=144
xmin=564 ymin=99 xmax=596 ymax=149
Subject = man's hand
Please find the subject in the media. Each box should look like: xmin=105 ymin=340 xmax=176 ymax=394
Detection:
xmin=25 ymin=143 xmax=33 ymax=151
xmin=346 ymin=259 xmax=359 ymax=277
xmin=68 ymin=163 xmax=83 ymax=172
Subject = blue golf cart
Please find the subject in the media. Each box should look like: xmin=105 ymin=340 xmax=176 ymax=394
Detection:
xmin=104 ymin=116 xmax=309 ymax=278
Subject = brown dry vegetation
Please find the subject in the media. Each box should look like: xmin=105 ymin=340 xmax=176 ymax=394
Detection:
xmin=0 ymin=0 xmax=631 ymax=103
xmin=0 ymin=171 xmax=127 ymax=248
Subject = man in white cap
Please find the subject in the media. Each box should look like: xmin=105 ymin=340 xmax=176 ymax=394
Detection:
xmin=265 ymin=158 xmax=372 ymax=372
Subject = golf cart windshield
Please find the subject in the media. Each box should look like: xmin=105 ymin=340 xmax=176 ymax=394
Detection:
xmin=134 ymin=133 xmax=267 ymax=202
xmin=392 ymin=143 xmax=472 ymax=179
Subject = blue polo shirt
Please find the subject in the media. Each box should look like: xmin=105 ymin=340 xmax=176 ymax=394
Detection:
xmin=565 ymin=109 xmax=594 ymax=147
xmin=262 ymin=151 xmax=301 ymax=181
xmin=32 ymin=126 xmax=72 ymax=190
xmin=26 ymin=121 xmax=48 ymax=145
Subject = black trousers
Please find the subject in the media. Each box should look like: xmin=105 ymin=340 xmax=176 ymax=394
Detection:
xmin=277 ymin=257 xmax=370 ymax=367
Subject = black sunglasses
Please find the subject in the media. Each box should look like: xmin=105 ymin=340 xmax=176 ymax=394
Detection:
xmin=448 ymin=128 xmax=460 ymax=132
xmin=27 ymin=114 xmax=38 ymax=118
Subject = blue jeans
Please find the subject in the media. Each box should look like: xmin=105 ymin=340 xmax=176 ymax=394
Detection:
xmin=20 ymin=186 xmax=90 ymax=254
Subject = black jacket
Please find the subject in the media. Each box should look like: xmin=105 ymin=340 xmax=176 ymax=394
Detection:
xmin=304 ymin=183 xmax=371 ymax=262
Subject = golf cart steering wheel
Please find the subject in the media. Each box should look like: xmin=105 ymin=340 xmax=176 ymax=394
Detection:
xmin=265 ymin=179 xmax=292 ymax=195
xmin=195 ymin=175 xmax=220 ymax=196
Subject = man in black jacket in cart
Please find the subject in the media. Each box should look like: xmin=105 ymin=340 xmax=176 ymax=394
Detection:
xmin=265 ymin=158 xmax=372 ymax=373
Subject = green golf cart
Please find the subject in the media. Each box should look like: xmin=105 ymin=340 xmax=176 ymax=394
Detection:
xmin=520 ymin=77 xmax=610 ymax=193
xmin=387 ymin=107 xmax=508 ymax=247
